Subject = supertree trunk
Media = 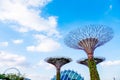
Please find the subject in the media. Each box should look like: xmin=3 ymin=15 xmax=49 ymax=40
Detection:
xmin=88 ymin=57 xmax=100 ymax=80
xmin=79 ymin=38 xmax=100 ymax=80
xmin=77 ymin=57 xmax=105 ymax=80
xmin=56 ymin=68 xmax=60 ymax=80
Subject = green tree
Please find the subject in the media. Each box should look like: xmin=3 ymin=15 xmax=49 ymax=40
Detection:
xmin=0 ymin=73 xmax=24 ymax=80
xmin=2 ymin=67 xmax=24 ymax=80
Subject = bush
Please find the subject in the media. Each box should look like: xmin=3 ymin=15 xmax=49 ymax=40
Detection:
xmin=0 ymin=73 xmax=24 ymax=80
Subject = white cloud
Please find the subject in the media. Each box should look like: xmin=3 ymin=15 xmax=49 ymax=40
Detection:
xmin=0 ymin=0 xmax=60 ymax=37
xmin=105 ymin=4 xmax=113 ymax=15
xmin=12 ymin=39 xmax=23 ymax=44
xmin=100 ymin=60 xmax=120 ymax=66
xmin=109 ymin=4 xmax=112 ymax=9
xmin=26 ymin=34 xmax=61 ymax=52
xmin=0 ymin=41 xmax=8 ymax=47
xmin=25 ymin=0 xmax=52 ymax=7
xmin=0 ymin=0 xmax=61 ymax=52
xmin=28 ymin=73 xmax=51 ymax=80
xmin=36 ymin=60 xmax=54 ymax=70
xmin=0 ymin=51 xmax=28 ymax=67
xmin=26 ymin=60 xmax=54 ymax=80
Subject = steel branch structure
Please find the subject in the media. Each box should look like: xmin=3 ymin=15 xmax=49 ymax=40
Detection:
xmin=64 ymin=24 xmax=113 ymax=58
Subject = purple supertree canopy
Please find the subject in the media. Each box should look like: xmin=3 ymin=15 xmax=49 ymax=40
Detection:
xmin=45 ymin=57 xmax=72 ymax=69
xmin=77 ymin=57 xmax=105 ymax=67
xmin=64 ymin=24 xmax=114 ymax=51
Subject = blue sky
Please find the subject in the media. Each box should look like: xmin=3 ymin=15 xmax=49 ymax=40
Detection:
xmin=0 ymin=0 xmax=120 ymax=80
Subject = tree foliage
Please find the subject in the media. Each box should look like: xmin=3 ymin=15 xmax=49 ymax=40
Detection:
xmin=0 ymin=73 xmax=24 ymax=80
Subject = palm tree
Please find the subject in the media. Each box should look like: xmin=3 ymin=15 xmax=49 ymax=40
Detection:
xmin=45 ymin=57 xmax=72 ymax=80
xmin=64 ymin=24 xmax=114 ymax=80
xmin=77 ymin=57 xmax=105 ymax=67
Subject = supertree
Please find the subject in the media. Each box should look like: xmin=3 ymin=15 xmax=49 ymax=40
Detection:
xmin=77 ymin=57 xmax=105 ymax=67
xmin=64 ymin=24 xmax=114 ymax=80
xmin=45 ymin=57 xmax=72 ymax=80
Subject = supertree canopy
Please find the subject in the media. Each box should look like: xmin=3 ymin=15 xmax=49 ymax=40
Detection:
xmin=64 ymin=24 xmax=114 ymax=55
xmin=45 ymin=57 xmax=72 ymax=80
xmin=45 ymin=57 xmax=72 ymax=69
xmin=77 ymin=57 xmax=105 ymax=67
xmin=51 ymin=70 xmax=84 ymax=80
